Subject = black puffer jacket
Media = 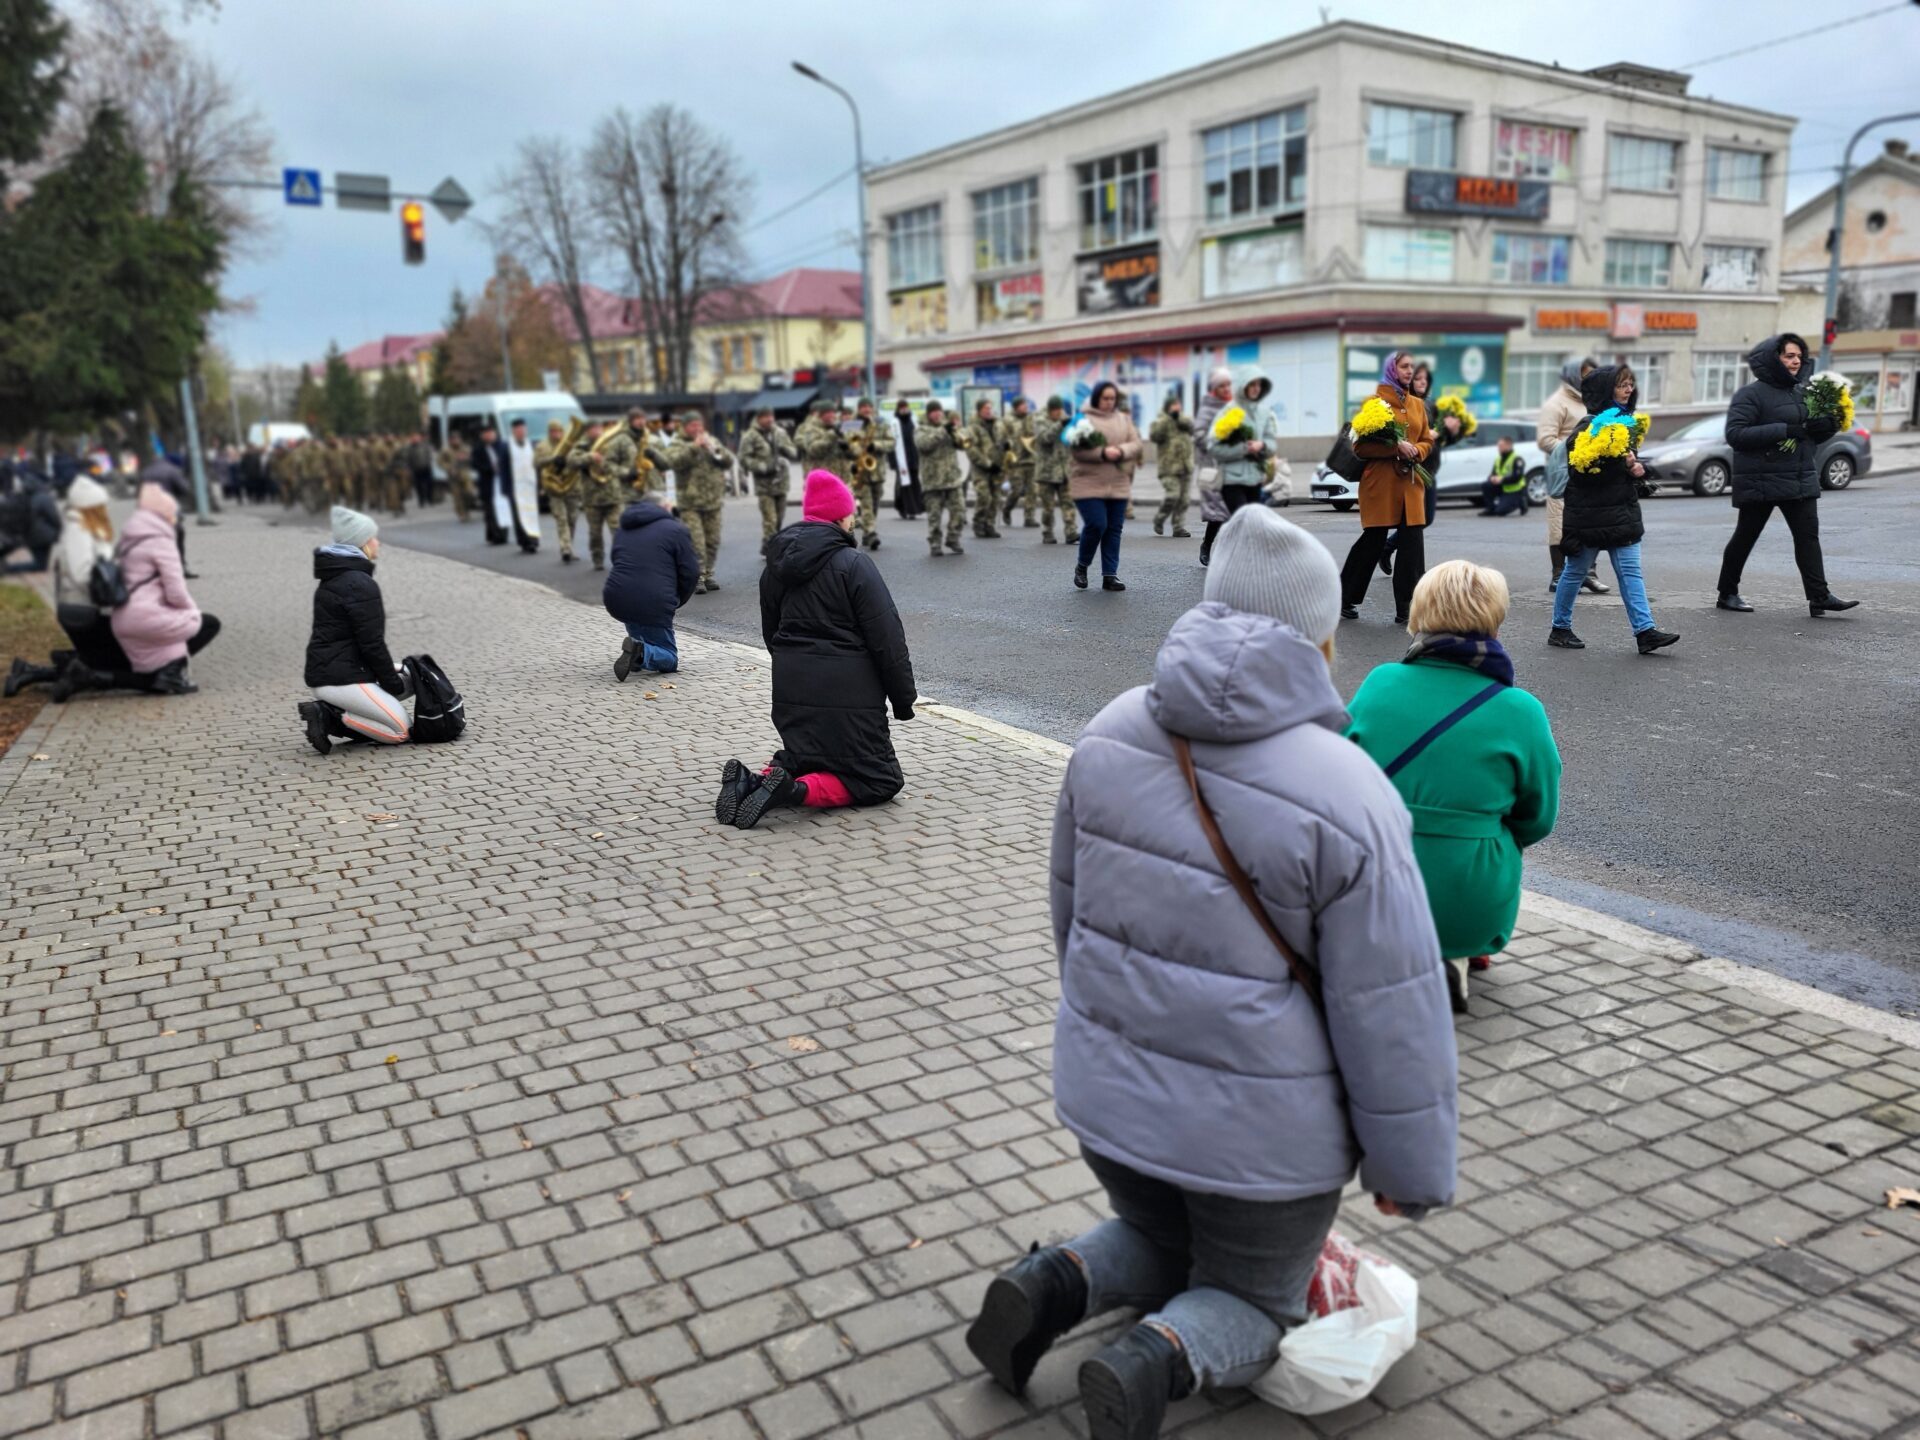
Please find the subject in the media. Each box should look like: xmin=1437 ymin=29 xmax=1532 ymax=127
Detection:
xmin=1725 ymin=334 xmax=1819 ymax=507
xmin=305 ymin=546 xmax=401 ymax=689
xmin=759 ymin=521 xmax=916 ymax=806
xmin=1561 ymin=368 xmax=1647 ymax=553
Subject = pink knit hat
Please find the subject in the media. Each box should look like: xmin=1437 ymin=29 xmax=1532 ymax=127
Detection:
xmin=801 ymin=469 xmax=856 ymax=524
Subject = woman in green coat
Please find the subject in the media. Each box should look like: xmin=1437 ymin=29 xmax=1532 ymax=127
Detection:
xmin=1346 ymin=560 xmax=1562 ymax=1013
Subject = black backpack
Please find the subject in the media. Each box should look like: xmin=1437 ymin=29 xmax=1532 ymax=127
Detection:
xmin=403 ymin=653 xmax=465 ymax=743
xmin=88 ymin=535 xmax=160 ymax=610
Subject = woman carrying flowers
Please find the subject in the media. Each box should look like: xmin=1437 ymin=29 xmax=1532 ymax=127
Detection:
xmin=1549 ymin=365 xmax=1679 ymax=655
xmin=1207 ymin=365 xmax=1283 ymax=517
xmin=1066 ymin=381 xmax=1144 ymax=592
xmin=1339 ymin=350 xmax=1435 ymax=622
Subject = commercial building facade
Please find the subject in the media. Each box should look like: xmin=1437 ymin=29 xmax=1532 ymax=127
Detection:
xmin=864 ymin=22 xmax=1795 ymax=449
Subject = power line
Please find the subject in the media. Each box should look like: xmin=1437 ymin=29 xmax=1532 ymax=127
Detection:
xmin=741 ymin=165 xmax=857 ymax=236
xmin=1673 ymin=1 xmax=1907 ymax=69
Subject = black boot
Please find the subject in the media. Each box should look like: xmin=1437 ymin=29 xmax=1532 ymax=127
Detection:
xmin=1716 ymin=593 xmax=1754 ymax=612
xmin=1102 ymin=575 xmax=1126 ymax=592
xmin=297 ymin=701 xmax=332 ymax=756
xmin=49 ymin=660 xmax=107 ymax=702
xmin=733 ymin=766 xmax=803 ymax=829
xmin=4 ymin=659 xmax=59 ymax=698
xmin=967 ymin=1245 xmax=1089 ymax=1397
xmin=148 ymin=659 xmax=197 ymax=695
xmin=1635 ymin=627 xmax=1680 ymax=655
xmin=1548 ymin=544 xmax=1564 ymax=593
xmin=714 ymin=758 xmax=762 ymax=826
xmin=1073 ymin=565 xmax=1088 ymax=590
xmin=1547 ymin=627 xmax=1585 ymax=650
xmin=1078 ymin=1324 xmax=1194 ymax=1440
xmin=1810 ymin=594 xmax=1860 ymax=616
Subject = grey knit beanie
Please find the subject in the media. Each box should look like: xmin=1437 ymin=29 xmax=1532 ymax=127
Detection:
xmin=330 ymin=505 xmax=377 ymax=549
xmin=1202 ymin=506 xmax=1341 ymax=643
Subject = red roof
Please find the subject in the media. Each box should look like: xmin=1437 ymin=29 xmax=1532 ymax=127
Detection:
xmin=923 ymin=309 xmax=1524 ymax=370
xmin=339 ymin=333 xmax=442 ymax=372
xmin=541 ymin=268 xmax=861 ymax=341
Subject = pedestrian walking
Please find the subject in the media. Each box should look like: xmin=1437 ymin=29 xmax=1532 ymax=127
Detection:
xmin=1346 ymin=561 xmax=1562 ymax=1012
xmin=1535 ymin=357 xmax=1609 ymax=595
xmin=472 ymin=423 xmax=510 ymax=546
xmin=1548 ymin=365 xmax=1680 ymax=654
xmin=503 ymin=419 xmax=542 ymax=553
xmin=299 ymin=506 xmax=412 ymax=754
xmin=1068 ymin=381 xmax=1142 ymax=593
xmin=1338 ymin=351 xmax=1434 ymax=623
xmin=967 ymin=504 xmax=1455 ymax=1440
xmin=1378 ymin=362 xmax=1455 ymax=577
xmin=662 ymin=413 xmax=735 ymax=593
xmin=536 ymin=419 xmax=583 ymax=564
xmin=1193 ymin=366 xmax=1235 ymax=566
xmin=1716 ymin=333 xmax=1860 ymax=618
xmin=1032 ymin=396 xmax=1079 ymax=546
xmin=1147 ymin=395 xmax=1194 ymax=538
xmin=715 ymin=471 xmax=917 ymax=830
xmin=740 ymin=408 xmax=801 ymax=556
xmin=1208 ymin=366 xmax=1281 ymax=517
xmin=604 ymin=496 xmax=699 ymax=680
xmin=893 ymin=399 xmax=925 ymax=519
xmin=918 ymin=401 xmax=967 ymax=557
xmin=964 ymin=399 xmax=1006 ymax=540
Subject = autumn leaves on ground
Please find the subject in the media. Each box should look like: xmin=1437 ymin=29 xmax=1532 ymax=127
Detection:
xmin=0 ymin=583 xmax=60 ymax=758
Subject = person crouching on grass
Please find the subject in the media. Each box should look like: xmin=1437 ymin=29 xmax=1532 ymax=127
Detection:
xmin=716 ymin=470 xmax=917 ymax=830
xmin=299 ymin=506 xmax=412 ymax=755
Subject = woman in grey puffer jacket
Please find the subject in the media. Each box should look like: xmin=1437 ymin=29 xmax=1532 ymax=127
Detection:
xmin=966 ymin=506 xmax=1457 ymax=1440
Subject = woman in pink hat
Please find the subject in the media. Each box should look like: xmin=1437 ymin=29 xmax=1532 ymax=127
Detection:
xmin=718 ymin=470 xmax=918 ymax=829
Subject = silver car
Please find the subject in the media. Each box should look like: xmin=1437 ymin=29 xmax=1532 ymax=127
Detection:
xmin=1635 ymin=411 xmax=1873 ymax=496
xmin=1310 ymin=418 xmax=1548 ymax=511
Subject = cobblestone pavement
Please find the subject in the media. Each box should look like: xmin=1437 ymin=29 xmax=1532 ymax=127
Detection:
xmin=3 ymin=516 xmax=1919 ymax=1440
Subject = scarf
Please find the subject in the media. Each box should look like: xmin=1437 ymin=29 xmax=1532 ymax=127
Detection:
xmin=1404 ymin=631 xmax=1514 ymax=687
xmin=1379 ymin=350 xmax=1408 ymax=397
xmin=1585 ymin=405 xmax=1634 ymax=437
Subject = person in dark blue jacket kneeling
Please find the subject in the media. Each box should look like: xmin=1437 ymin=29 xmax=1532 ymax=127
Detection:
xmin=603 ymin=497 xmax=699 ymax=680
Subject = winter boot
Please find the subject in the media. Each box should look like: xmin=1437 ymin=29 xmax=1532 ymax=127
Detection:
xmin=1041 ymin=532 xmax=1058 ymax=545
xmin=967 ymin=1245 xmax=1089 ymax=1397
xmin=1547 ymin=627 xmax=1585 ymax=650
xmin=733 ymin=767 xmax=805 ymax=830
xmin=297 ymin=701 xmax=332 ymax=756
xmin=714 ymin=759 xmax=763 ymax=826
xmin=49 ymin=661 xmax=107 ymax=702
xmin=1073 ymin=565 xmax=1089 ymax=591
xmin=4 ymin=660 xmax=59 ymax=698
xmin=1078 ymin=1325 xmax=1194 ymax=1440
xmin=149 ymin=659 xmax=197 ymax=695
xmin=1171 ymin=525 xmax=1192 ymax=539
xmin=945 ymin=541 xmax=965 ymax=556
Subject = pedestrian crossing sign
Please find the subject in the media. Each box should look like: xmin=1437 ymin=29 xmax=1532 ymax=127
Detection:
xmin=283 ymin=168 xmax=322 ymax=206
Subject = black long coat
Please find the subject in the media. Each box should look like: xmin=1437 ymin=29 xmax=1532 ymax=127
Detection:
xmin=1725 ymin=334 xmax=1820 ymax=507
xmin=1561 ymin=368 xmax=1648 ymax=553
xmin=471 ymin=438 xmax=509 ymax=542
xmin=759 ymin=521 xmax=916 ymax=806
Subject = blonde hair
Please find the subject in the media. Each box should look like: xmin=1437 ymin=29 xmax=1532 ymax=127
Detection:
xmin=1407 ymin=560 xmax=1510 ymax=637
xmin=79 ymin=506 xmax=114 ymax=544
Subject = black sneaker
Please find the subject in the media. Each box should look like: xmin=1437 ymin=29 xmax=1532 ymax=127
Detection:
xmin=614 ymin=638 xmax=638 ymax=683
xmin=1548 ymin=627 xmax=1585 ymax=649
xmin=1078 ymin=1325 xmax=1193 ymax=1440
xmin=966 ymin=1245 xmax=1088 ymax=1397
xmin=297 ymin=701 xmax=331 ymax=756
xmin=1635 ymin=627 xmax=1680 ymax=654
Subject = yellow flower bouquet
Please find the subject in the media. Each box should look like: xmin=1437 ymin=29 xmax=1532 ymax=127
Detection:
xmin=1350 ymin=396 xmax=1400 ymax=443
xmin=1435 ymin=394 xmax=1478 ymax=438
xmin=1569 ymin=410 xmax=1650 ymax=473
xmin=1211 ymin=404 xmax=1254 ymax=445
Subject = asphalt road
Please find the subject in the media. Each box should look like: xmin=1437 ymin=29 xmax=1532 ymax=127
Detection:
xmin=268 ymin=464 xmax=1920 ymax=1013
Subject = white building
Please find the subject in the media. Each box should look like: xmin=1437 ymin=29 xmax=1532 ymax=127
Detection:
xmin=865 ymin=22 xmax=1795 ymax=450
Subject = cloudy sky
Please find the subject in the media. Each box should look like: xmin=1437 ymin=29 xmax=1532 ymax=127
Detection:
xmin=179 ymin=0 xmax=1919 ymax=371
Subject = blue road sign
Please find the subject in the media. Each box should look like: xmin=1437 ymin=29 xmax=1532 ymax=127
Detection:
xmin=283 ymin=168 xmax=322 ymax=207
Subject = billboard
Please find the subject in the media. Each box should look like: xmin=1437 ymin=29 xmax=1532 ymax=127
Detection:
xmin=1076 ymin=245 xmax=1160 ymax=314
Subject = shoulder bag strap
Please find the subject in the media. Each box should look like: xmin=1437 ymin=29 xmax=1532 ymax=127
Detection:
xmin=1170 ymin=734 xmax=1322 ymax=1007
xmin=1382 ymin=681 xmax=1504 ymax=779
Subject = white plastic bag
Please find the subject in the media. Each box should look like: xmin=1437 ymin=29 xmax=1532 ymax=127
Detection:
xmin=1251 ymin=1233 xmax=1419 ymax=1415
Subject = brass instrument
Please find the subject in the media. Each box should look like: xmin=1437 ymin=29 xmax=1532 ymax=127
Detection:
xmin=949 ymin=420 xmax=970 ymax=455
xmin=850 ymin=421 xmax=879 ymax=477
xmin=1018 ymin=434 xmax=1037 ymax=459
xmin=539 ymin=417 xmax=587 ymax=494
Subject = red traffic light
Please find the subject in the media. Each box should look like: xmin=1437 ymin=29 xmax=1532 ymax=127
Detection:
xmin=401 ymin=202 xmax=426 ymax=265
xmin=1822 ymin=318 xmax=1838 ymax=347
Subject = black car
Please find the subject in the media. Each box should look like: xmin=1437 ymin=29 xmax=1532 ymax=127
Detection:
xmin=1635 ymin=411 xmax=1873 ymax=496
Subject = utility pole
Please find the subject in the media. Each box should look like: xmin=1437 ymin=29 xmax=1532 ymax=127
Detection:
xmin=179 ymin=377 xmax=213 ymax=525
xmin=1819 ymin=111 xmax=1920 ymax=372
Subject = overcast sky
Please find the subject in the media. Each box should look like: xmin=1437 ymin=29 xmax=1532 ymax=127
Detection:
xmin=179 ymin=0 xmax=1919 ymax=371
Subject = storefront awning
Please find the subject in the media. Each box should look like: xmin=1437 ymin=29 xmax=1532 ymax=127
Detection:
xmin=745 ymin=386 xmax=818 ymax=413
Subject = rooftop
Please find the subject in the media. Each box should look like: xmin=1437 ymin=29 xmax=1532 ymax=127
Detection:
xmin=544 ymin=267 xmax=862 ymax=342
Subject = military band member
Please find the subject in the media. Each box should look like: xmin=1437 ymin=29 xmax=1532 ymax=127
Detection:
xmin=918 ymin=401 xmax=966 ymax=558
xmin=438 ymin=438 xmax=474 ymax=521
xmin=964 ymin=399 xmax=1005 ymax=539
xmin=847 ymin=396 xmax=893 ymax=550
xmin=1148 ymin=395 xmax=1196 ymax=539
xmin=662 ymin=412 xmax=735 ymax=593
xmin=1001 ymin=396 xmax=1039 ymax=528
xmin=1033 ymin=396 xmax=1079 ymax=545
xmin=740 ymin=407 xmax=801 ymax=554
xmin=796 ymin=400 xmax=852 ymax=499
xmin=569 ymin=422 xmax=626 ymax=570
xmin=536 ymin=419 xmax=582 ymax=563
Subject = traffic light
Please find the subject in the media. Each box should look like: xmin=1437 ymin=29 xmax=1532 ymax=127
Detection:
xmin=401 ymin=202 xmax=425 ymax=265
xmin=1823 ymin=317 xmax=1838 ymax=347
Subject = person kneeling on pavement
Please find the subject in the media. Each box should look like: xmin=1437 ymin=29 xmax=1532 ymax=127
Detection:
xmin=715 ymin=471 xmax=916 ymax=830
xmin=604 ymin=494 xmax=699 ymax=680
xmin=1477 ymin=436 xmax=1529 ymax=516
xmin=966 ymin=505 xmax=1456 ymax=1440
xmin=299 ymin=506 xmax=412 ymax=754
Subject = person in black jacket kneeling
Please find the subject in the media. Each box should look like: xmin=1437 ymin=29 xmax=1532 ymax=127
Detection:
xmin=604 ymin=496 xmax=699 ymax=681
xmin=299 ymin=506 xmax=412 ymax=755
xmin=717 ymin=470 xmax=917 ymax=830
xmin=1716 ymin=333 xmax=1858 ymax=618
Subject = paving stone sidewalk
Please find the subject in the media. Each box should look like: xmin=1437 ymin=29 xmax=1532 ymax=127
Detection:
xmin=3 ymin=515 xmax=1919 ymax=1440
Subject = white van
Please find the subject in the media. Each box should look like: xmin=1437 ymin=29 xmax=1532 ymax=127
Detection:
xmin=427 ymin=391 xmax=587 ymax=450
xmin=248 ymin=421 xmax=313 ymax=448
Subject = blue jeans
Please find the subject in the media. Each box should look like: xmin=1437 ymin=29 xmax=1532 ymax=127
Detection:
xmin=1075 ymin=499 xmax=1127 ymax=576
xmin=1060 ymin=1147 xmax=1342 ymax=1390
xmin=624 ymin=622 xmax=678 ymax=673
xmin=1553 ymin=543 xmax=1655 ymax=633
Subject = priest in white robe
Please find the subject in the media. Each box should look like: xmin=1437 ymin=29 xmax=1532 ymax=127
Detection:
xmin=504 ymin=418 xmax=543 ymax=553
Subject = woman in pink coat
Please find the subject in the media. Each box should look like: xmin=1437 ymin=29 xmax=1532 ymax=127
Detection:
xmin=92 ymin=483 xmax=220 ymax=694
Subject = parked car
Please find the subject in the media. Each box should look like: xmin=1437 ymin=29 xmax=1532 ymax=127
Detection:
xmin=1310 ymin=418 xmax=1546 ymax=511
xmin=1635 ymin=411 xmax=1873 ymax=496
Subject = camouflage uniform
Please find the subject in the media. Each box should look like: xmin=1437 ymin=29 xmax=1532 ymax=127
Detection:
xmin=1033 ymin=404 xmax=1079 ymax=544
xmin=663 ymin=431 xmax=736 ymax=591
xmin=439 ymin=442 xmax=474 ymax=521
xmin=918 ymin=414 xmax=966 ymax=556
xmin=269 ymin=446 xmax=298 ymax=508
xmin=593 ymin=421 xmax=663 ymax=504
xmin=1148 ymin=406 xmax=1196 ymax=538
xmin=847 ymin=405 xmax=894 ymax=549
xmin=739 ymin=419 xmax=800 ymax=550
xmin=535 ymin=424 xmax=580 ymax=560
xmin=569 ymin=431 xmax=628 ymax=569
xmin=323 ymin=440 xmax=351 ymax=509
xmin=795 ymin=410 xmax=851 ymax=499
xmin=295 ymin=443 xmax=326 ymax=514
xmin=1001 ymin=406 xmax=1039 ymax=526
xmin=964 ymin=411 xmax=1006 ymax=538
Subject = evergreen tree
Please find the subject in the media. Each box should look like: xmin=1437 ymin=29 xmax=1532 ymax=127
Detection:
xmin=371 ymin=364 xmax=421 ymax=434
xmin=320 ymin=343 xmax=367 ymax=436
xmin=427 ymin=289 xmax=467 ymax=397
xmin=0 ymin=0 xmax=68 ymax=184
xmin=293 ymin=363 xmax=324 ymax=431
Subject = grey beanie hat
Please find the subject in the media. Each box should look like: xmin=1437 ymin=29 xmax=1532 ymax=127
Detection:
xmin=330 ymin=505 xmax=378 ymax=549
xmin=1202 ymin=506 xmax=1341 ymax=643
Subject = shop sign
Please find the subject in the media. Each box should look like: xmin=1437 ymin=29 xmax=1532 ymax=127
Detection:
xmin=977 ymin=271 xmax=1043 ymax=325
xmin=888 ymin=284 xmax=947 ymax=339
xmin=1406 ymin=170 xmax=1550 ymax=220
xmin=1076 ymin=244 xmax=1160 ymax=314
xmin=1643 ymin=310 xmax=1697 ymax=333
xmin=1534 ymin=307 xmax=1610 ymax=332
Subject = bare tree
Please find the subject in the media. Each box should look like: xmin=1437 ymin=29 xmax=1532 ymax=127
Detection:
xmin=491 ymin=135 xmax=606 ymax=393
xmin=585 ymin=104 xmax=752 ymax=394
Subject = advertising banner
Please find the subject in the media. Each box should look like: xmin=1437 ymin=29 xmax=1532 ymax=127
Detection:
xmin=1076 ymin=245 xmax=1160 ymax=314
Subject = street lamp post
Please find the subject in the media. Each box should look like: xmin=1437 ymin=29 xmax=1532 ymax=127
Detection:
xmin=1818 ymin=110 xmax=1920 ymax=373
xmin=792 ymin=62 xmax=877 ymax=408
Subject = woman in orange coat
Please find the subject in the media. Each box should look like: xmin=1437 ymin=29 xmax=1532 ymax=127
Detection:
xmin=1339 ymin=350 xmax=1434 ymax=623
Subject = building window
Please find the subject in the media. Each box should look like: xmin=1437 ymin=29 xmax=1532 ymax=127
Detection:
xmin=752 ymin=335 xmax=768 ymax=370
xmin=709 ymin=339 xmax=726 ymax=376
xmin=1494 ymin=120 xmax=1578 ymax=183
xmin=1367 ymin=103 xmax=1457 ymax=169
xmin=1702 ymin=244 xmax=1763 ymax=293
xmin=1608 ymin=133 xmax=1679 ymax=192
xmin=728 ymin=336 xmax=746 ymax=372
xmin=1491 ymin=233 xmax=1571 ymax=285
xmin=886 ymin=203 xmax=942 ymax=289
xmin=972 ymin=178 xmax=1040 ymax=272
xmin=1203 ymin=106 xmax=1309 ymax=221
xmin=1707 ymin=147 xmax=1765 ymax=201
xmin=1509 ymin=354 xmax=1574 ymax=414
xmin=1604 ymin=238 xmax=1672 ymax=288
xmin=1614 ymin=351 xmax=1668 ymax=404
xmin=1891 ymin=292 xmax=1917 ymax=328
xmin=1076 ymin=145 xmax=1159 ymax=251
xmin=1692 ymin=350 xmax=1743 ymax=405
xmin=1363 ymin=224 xmax=1454 ymax=282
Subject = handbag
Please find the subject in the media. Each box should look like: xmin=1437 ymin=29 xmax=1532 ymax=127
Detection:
xmin=1169 ymin=734 xmax=1322 ymax=1005
xmin=1323 ymin=428 xmax=1366 ymax=484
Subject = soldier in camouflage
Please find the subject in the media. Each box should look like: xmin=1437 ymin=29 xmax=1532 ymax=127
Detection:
xmin=439 ymin=438 xmax=474 ymax=521
xmin=1033 ymin=396 xmax=1080 ymax=545
xmin=739 ymin=408 xmax=800 ymax=554
xmin=536 ymin=419 xmax=582 ymax=563
xmin=269 ymin=443 xmax=298 ymax=508
xmin=663 ymin=412 xmax=735 ymax=593
xmin=1000 ymin=396 xmax=1039 ymax=528
xmin=847 ymin=397 xmax=894 ymax=550
xmin=568 ymin=422 xmax=627 ymax=570
xmin=795 ymin=400 xmax=851 ymax=504
xmin=964 ymin=398 xmax=1006 ymax=539
xmin=1148 ymin=394 xmax=1196 ymax=539
xmin=918 ymin=400 xmax=966 ymax=558
xmin=593 ymin=408 xmax=666 ymax=505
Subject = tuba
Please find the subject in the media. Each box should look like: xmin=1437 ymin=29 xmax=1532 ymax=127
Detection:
xmin=539 ymin=417 xmax=587 ymax=494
